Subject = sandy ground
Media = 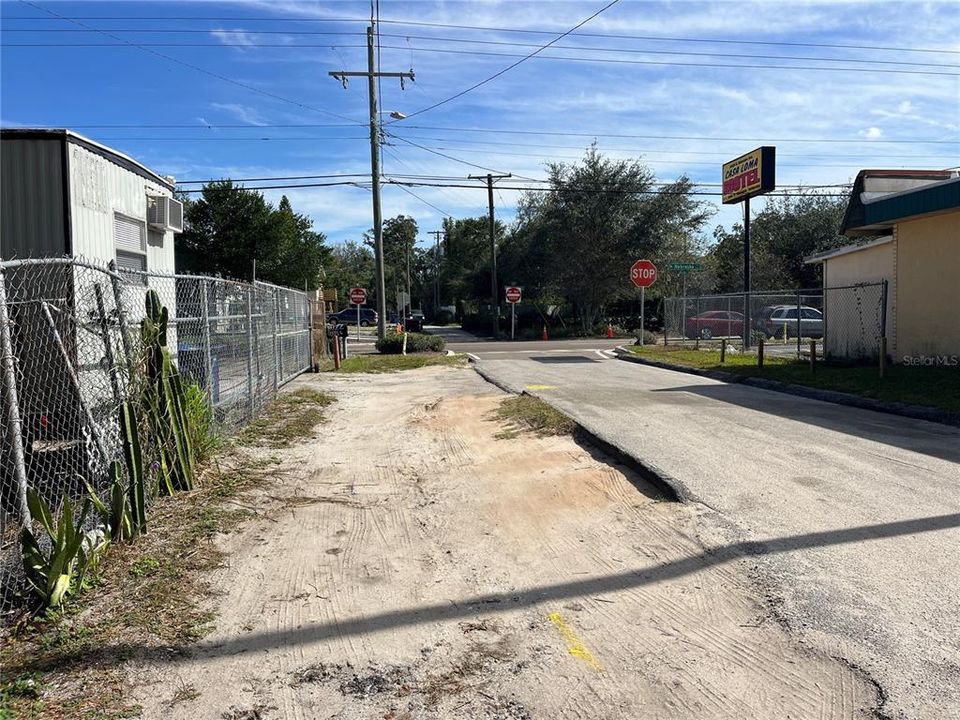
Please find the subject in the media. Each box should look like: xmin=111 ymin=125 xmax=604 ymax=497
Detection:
xmin=126 ymin=366 xmax=878 ymax=719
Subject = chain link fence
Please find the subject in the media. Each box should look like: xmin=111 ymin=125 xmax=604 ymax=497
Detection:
xmin=663 ymin=283 xmax=886 ymax=360
xmin=0 ymin=256 xmax=312 ymax=615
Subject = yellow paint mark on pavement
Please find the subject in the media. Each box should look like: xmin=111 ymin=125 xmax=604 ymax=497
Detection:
xmin=548 ymin=611 xmax=602 ymax=671
xmin=525 ymin=384 xmax=558 ymax=391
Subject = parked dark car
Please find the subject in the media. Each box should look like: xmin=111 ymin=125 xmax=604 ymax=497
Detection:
xmin=330 ymin=308 xmax=378 ymax=326
xmin=757 ymin=305 xmax=823 ymax=339
xmin=684 ymin=310 xmax=745 ymax=339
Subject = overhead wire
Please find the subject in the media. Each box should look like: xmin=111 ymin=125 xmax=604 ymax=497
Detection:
xmin=176 ymin=178 xmax=851 ymax=197
xmin=392 ymin=0 xmax=623 ymax=122
xmin=10 ymin=33 xmax=953 ymax=71
xmin=5 ymin=16 xmax=956 ymax=55
xmin=14 ymin=0 xmax=368 ymax=126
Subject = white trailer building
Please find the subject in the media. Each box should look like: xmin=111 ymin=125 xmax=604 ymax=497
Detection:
xmin=1 ymin=128 xmax=182 ymax=269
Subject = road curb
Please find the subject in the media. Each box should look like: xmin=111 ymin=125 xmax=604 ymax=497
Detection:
xmin=613 ymin=346 xmax=960 ymax=428
xmin=468 ymin=357 xmax=686 ymax=503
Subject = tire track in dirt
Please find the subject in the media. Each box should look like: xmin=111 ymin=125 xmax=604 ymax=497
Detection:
xmin=125 ymin=367 xmax=877 ymax=719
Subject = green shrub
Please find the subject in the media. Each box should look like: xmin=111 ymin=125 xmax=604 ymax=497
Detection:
xmin=376 ymin=332 xmax=446 ymax=354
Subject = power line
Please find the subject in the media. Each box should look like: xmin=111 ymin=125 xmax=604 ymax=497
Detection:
xmin=396 ymin=125 xmax=959 ymax=145
xmin=388 ymin=134 xmax=512 ymax=175
xmin=5 ymin=16 xmax=956 ymax=55
xmin=369 ymin=135 xmax=952 ymax=160
xmin=47 ymin=122 xmax=957 ymax=146
xmin=11 ymin=32 xmax=952 ymax=70
xmin=395 ymin=0 xmax=622 ymax=121
xmin=177 ymin=178 xmax=851 ymax=197
xmin=15 ymin=1 xmax=367 ymax=127
xmin=395 ymin=143 xmax=951 ymax=170
xmin=375 ymin=44 xmax=960 ymax=77
xmin=391 ymin=182 xmax=453 ymax=217
xmin=177 ymin=172 xmax=469 ymax=184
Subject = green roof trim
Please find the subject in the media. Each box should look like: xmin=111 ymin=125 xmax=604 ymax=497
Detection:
xmin=863 ymin=178 xmax=960 ymax=227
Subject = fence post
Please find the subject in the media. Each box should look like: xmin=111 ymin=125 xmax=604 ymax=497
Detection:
xmin=0 ymin=265 xmax=31 ymax=524
xmin=810 ymin=339 xmax=817 ymax=374
xmin=107 ymin=260 xmax=134 ymax=373
xmin=201 ymin=280 xmax=214 ymax=408
xmin=246 ymin=287 xmax=255 ymax=417
xmin=273 ymin=287 xmax=282 ymax=390
xmin=695 ymin=296 xmax=701 ymax=349
xmin=879 ymin=279 xmax=889 ymax=377
xmin=720 ymin=338 xmax=726 ymax=364
xmin=757 ymin=336 xmax=764 ymax=369
xmin=796 ymin=288 xmax=802 ymax=357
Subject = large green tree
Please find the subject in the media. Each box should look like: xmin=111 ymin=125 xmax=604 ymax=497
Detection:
xmin=325 ymin=241 xmax=376 ymax=306
xmin=706 ymin=192 xmax=849 ymax=292
xmin=440 ymin=216 xmax=506 ymax=311
xmin=177 ymin=181 xmax=329 ymax=288
xmin=506 ymin=146 xmax=710 ymax=330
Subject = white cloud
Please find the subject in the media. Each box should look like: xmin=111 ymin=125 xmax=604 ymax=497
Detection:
xmin=208 ymin=103 xmax=270 ymax=126
xmin=858 ymin=127 xmax=884 ymax=139
xmin=898 ymin=100 xmax=914 ymax=114
xmin=210 ymin=28 xmax=258 ymax=49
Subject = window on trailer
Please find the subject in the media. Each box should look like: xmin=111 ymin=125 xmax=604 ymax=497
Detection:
xmin=113 ymin=212 xmax=147 ymax=283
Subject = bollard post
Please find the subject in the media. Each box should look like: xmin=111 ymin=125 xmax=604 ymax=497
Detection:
xmin=757 ymin=336 xmax=764 ymax=369
xmin=879 ymin=337 xmax=887 ymax=379
xmin=332 ymin=329 xmax=341 ymax=370
xmin=810 ymin=339 xmax=817 ymax=374
xmin=720 ymin=340 xmax=726 ymax=364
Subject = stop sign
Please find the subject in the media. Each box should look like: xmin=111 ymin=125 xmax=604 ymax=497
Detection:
xmin=505 ymin=286 xmax=522 ymax=304
xmin=349 ymin=287 xmax=367 ymax=305
xmin=630 ymin=259 xmax=657 ymax=288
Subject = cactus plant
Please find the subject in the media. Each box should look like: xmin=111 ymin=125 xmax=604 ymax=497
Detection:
xmin=20 ymin=489 xmax=104 ymax=609
xmin=86 ymin=401 xmax=147 ymax=540
xmin=141 ymin=289 xmax=196 ymax=494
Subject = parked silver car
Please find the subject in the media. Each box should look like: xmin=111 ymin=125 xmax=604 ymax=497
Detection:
xmin=760 ymin=305 xmax=824 ymax=339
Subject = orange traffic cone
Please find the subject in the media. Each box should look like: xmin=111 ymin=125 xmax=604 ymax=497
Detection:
xmin=542 ymin=324 xmax=549 ymax=341
xmin=606 ymin=323 xmax=614 ymax=338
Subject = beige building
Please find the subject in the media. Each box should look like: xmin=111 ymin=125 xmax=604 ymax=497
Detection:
xmin=806 ymin=170 xmax=960 ymax=363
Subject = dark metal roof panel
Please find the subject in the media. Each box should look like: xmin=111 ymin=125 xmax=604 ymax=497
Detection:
xmin=0 ymin=136 xmax=68 ymax=258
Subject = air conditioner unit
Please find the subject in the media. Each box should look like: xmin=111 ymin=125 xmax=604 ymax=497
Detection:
xmin=147 ymin=195 xmax=184 ymax=232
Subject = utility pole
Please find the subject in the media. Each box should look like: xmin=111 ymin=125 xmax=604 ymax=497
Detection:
xmin=429 ymin=229 xmax=443 ymax=315
xmin=468 ymin=173 xmax=511 ymax=338
xmin=329 ymin=26 xmax=414 ymax=339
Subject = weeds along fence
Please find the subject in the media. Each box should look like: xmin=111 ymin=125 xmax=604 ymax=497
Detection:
xmin=662 ymin=282 xmax=887 ymax=360
xmin=0 ymin=256 xmax=312 ymax=614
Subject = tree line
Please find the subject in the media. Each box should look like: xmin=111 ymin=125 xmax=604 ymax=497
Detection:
xmin=175 ymin=149 xmax=852 ymax=326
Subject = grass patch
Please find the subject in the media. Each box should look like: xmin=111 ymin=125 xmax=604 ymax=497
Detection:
xmin=322 ymin=353 xmax=467 ymax=374
xmin=238 ymin=388 xmax=335 ymax=447
xmin=627 ymin=345 xmax=960 ymax=412
xmin=0 ymin=387 xmax=336 ymax=719
xmin=494 ymin=395 xmax=577 ymax=438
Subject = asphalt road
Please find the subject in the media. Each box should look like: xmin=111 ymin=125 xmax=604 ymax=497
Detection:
xmin=465 ymin=339 xmax=960 ymax=720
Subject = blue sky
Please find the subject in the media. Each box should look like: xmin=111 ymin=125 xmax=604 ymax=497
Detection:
xmin=2 ymin=0 xmax=958 ymax=249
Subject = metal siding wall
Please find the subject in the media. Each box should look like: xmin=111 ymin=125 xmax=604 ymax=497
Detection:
xmin=67 ymin=144 xmax=178 ymax=375
xmin=67 ymin=142 xmax=176 ymax=273
xmin=0 ymin=138 xmax=66 ymax=258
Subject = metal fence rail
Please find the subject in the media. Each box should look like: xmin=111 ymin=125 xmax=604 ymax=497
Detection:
xmin=663 ymin=283 xmax=885 ymax=360
xmin=0 ymin=256 xmax=312 ymax=614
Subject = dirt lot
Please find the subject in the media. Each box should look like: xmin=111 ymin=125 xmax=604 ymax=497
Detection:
xmin=126 ymin=366 xmax=878 ymax=719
